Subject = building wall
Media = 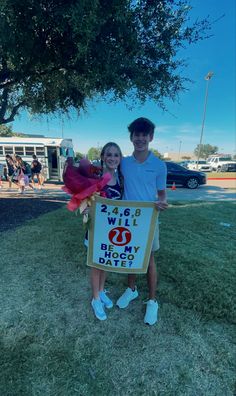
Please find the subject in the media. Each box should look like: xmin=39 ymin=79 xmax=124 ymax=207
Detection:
xmin=163 ymin=152 xmax=197 ymax=161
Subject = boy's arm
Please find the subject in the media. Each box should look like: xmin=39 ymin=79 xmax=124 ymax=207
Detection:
xmin=155 ymin=189 xmax=168 ymax=211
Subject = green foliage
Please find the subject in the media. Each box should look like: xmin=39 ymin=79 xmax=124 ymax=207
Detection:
xmin=75 ymin=151 xmax=84 ymax=161
xmin=87 ymin=146 xmax=101 ymax=161
xmin=150 ymin=148 xmax=163 ymax=159
xmin=194 ymin=144 xmax=218 ymax=159
xmin=0 ymin=0 xmax=211 ymax=124
xmin=0 ymin=124 xmax=25 ymax=136
xmin=0 ymin=124 xmax=13 ymax=136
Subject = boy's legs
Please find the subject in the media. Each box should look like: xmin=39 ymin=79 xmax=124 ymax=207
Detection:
xmin=124 ymin=253 xmax=157 ymax=299
xmin=128 ymin=274 xmax=136 ymax=290
xmin=147 ymin=252 xmax=157 ymax=300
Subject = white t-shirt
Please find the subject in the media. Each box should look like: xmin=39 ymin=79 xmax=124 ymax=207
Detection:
xmin=121 ymin=152 xmax=167 ymax=201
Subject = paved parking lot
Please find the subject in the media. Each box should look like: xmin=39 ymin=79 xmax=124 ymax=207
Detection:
xmin=167 ymin=184 xmax=236 ymax=201
xmin=0 ymin=179 xmax=235 ymax=202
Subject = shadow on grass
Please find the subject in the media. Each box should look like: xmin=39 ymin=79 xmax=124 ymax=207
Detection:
xmin=0 ymin=197 xmax=66 ymax=233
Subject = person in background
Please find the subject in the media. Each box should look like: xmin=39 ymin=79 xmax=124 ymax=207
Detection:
xmin=0 ymin=162 xmax=4 ymax=188
xmin=5 ymin=154 xmax=17 ymax=188
xmin=31 ymin=154 xmax=42 ymax=189
xmin=15 ymin=156 xmax=34 ymax=194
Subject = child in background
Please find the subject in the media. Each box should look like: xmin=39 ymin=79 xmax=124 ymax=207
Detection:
xmin=15 ymin=156 xmax=35 ymax=194
xmin=88 ymin=142 xmax=123 ymax=321
xmin=31 ymin=154 xmax=42 ymax=189
xmin=5 ymin=154 xmax=16 ymax=188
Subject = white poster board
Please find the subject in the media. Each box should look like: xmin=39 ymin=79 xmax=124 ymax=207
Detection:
xmin=87 ymin=196 xmax=158 ymax=273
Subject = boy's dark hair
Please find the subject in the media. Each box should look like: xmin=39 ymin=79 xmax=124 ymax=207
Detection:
xmin=128 ymin=117 xmax=155 ymax=136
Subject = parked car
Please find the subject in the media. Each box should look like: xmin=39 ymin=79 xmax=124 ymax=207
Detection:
xmin=187 ymin=160 xmax=212 ymax=172
xmin=220 ymin=163 xmax=236 ymax=172
xmin=207 ymin=156 xmax=236 ymax=171
xmin=178 ymin=160 xmax=194 ymax=168
xmin=166 ymin=162 xmax=207 ymax=189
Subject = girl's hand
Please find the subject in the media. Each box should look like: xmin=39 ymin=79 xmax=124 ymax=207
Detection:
xmin=82 ymin=207 xmax=90 ymax=215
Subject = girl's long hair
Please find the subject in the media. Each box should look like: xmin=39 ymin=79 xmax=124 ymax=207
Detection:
xmin=100 ymin=142 xmax=123 ymax=194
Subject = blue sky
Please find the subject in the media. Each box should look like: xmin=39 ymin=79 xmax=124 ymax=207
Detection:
xmin=12 ymin=0 xmax=235 ymax=157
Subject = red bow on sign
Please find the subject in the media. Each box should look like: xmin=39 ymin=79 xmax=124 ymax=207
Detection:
xmin=62 ymin=158 xmax=111 ymax=212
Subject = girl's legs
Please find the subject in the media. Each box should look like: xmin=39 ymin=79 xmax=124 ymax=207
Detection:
xmin=99 ymin=270 xmax=106 ymax=292
xmin=31 ymin=174 xmax=36 ymax=187
xmin=91 ymin=268 xmax=113 ymax=313
xmin=91 ymin=268 xmax=103 ymax=299
xmin=90 ymin=268 xmax=107 ymax=320
xmin=8 ymin=176 xmax=12 ymax=188
xmin=36 ymin=173 xmax=42 ymax=187
xmin=91 ymin=268 xmax=107 ymax=298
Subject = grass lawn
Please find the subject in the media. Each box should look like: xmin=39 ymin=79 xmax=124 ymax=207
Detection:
xmin=207 ymin=172 xmax=236 ymax=178
xmin=1 ymin=202 xmax=236 ymax=395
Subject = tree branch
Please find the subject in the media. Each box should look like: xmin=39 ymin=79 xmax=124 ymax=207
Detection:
xmin=0 ymin=88 xmax=25 ymax=124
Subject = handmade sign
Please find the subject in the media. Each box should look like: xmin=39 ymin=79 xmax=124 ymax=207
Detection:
xmin=87 ymin=196 xmax=158 ymax=273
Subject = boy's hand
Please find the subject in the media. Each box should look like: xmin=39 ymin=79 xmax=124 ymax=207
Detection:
xmin=155 ymin=200 xmax=168 ymax=211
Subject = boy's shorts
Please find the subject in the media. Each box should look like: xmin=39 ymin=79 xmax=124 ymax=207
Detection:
xmin=151 ymin=222 xmax=160 ymax=251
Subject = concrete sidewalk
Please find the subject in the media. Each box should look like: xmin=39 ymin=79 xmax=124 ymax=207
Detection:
xmin=167 ymin=185 xmax=236 ymax=202
xmin=0 ymin=180 xmax=235 ymax=202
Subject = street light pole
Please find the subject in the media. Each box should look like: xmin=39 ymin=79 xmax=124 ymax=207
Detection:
xmin=197 ymin=71 xmax=214 ymax=168
xmin=178 ymin=140 xmax=182 ymax=161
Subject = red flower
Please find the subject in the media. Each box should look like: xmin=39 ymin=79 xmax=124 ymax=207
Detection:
xmin=62 ymin=158 xmax=111 ymax=211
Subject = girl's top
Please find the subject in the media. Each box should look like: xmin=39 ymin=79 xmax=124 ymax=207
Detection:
xmin=84 ymin=178 xmax=122 ymax=246
xmin=31 ymin=159 xmax=42 ymax=174
xmin=6 ymin=160 xmax=15 ymax=176
xmin=102 ymin=181 xmax=122 ymax=200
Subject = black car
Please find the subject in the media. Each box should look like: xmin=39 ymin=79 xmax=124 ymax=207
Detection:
xmin=166 ymin=161 xmax=207 ymax=189
xmin=221 ymin=163 xmax=236 ymax=172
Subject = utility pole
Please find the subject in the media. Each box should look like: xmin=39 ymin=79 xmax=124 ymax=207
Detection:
xmin=61 ymin=117 xmax=64 ymax=138
xmin=197 ymin=71 xmax=214 ymax=168
xmin=178 ymin=140 xmax=182 ymax=161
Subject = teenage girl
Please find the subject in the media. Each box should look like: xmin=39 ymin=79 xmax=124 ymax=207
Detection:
xmin=89 ymin=142 xmax=123 ymax=321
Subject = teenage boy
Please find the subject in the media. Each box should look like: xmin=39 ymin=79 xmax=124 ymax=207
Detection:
xmin=116 ymin=117 xmax=168 ymax=325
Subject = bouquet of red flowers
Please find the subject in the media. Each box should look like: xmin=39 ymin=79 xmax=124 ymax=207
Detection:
xmin=62 ymin=158 xmax=111 ymax=214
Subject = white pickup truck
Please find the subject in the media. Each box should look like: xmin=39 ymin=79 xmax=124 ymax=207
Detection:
xmin=207 ymin=156 xmax=236 ymax=172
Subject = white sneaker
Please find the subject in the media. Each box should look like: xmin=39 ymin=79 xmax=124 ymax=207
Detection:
xmin=116 ymin=287 xmax=138 ymax=309
xmin=91 ymin=298 xmax=107 ymax=321
xmin=99 ymin=290 xmax=113 ymax=309
xmin=144 ymin=300 xmax=158 ymax=325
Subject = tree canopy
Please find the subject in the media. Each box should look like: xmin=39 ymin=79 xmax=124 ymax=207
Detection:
xmin=194 ymin=144 xmax=218 ymax=159
xmin=0 ymin=124 xmax=13 ymax=136
xmin=150 ymin=148 xmax=163 ymax=159
xmin=0 ymin=0 xmax=210 ymax=124
xmin=0 ymin=124 xmax=25 ymax=136
xmin=87 ymin=147 xmax=102 ymax=161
